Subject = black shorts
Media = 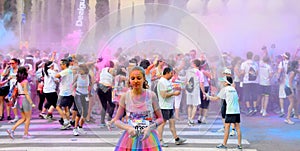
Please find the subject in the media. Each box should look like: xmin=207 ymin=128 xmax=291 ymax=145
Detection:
xmin=243 ymin=83 xmax=258 ymax=102
xmin=161 ymin=109 xmax=174 ymax=121
xmin=200 ymin=86 xmax=210 ymax=109
xmin=285 ymin=86 xmax=293 ymax=96
xmin=0 ymin=86 xmax=9 ymax=96
xmin=57 ymin=95 xmax=74 ymax=108
xmin=221 ymin=99 xmax=227 ymax=119
xmin=225 ymin=114 xmax=241 ymax=123
xmin=260 ymin=85 xmax=271 ymax=95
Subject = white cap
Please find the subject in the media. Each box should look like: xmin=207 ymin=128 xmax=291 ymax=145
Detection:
xmin=223 ymin=68 xmax=232 ymax=75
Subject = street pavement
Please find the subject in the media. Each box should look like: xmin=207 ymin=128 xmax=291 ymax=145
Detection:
xmin=0 ymin=101 xmax=299 ymax=151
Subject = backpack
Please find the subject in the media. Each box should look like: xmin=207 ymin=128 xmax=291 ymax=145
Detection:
xmin=5 ymin=82 xmax=18 ymax=107
xmin=248 ymin=63 xmax=258 ymax=81
xmin=185 ymin=77 xmax=194 ymax=93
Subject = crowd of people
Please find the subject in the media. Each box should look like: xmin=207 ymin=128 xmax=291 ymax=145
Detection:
xmin=0 ymin=45 xmax=300 ymax=150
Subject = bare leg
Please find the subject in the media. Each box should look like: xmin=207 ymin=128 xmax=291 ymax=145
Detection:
xmin=12 ymin=112 xmax=26 ymax=131
xmin=157 ymin=120 xmax=166 ymax=140
xmin=23 ymin=111 xmax=32 ymax=135
xmin=235 ymin=123 xmax=242 ymax=145
xmin=286 ymin=95 xmax=294 ymax=122
xmin=223 ymin=123 xmax=230 ymax=146
xmin=169 ymin=118 xmax=178 ymax=139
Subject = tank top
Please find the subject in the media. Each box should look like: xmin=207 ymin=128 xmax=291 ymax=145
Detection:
xmin=99 ymin=67 xmax=113 ymax=86
xmin=124 ymin=90 xmax=154 ymax=119
xmin=17 ymin=81 xmax=29 ymax=95
xmin=76 ymin=74 xmax=89 ymax=95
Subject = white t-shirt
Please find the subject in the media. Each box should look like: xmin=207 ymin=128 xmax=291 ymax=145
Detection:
xmin=58 ymin=68 xmax=73 ymax=96
xmin=241 ymin=60 xmax=259 ymax=84
xmin=278 ymin=60 xmax=289 ymax=84
xmin=217 ymin=86 xmax=240 ymax=114
xmin=43 ymin=69 xmax=58 ymax=93
xmin=157 ymin=77 xmax=174 ymax=109
xmin=259 ymin=61 xmax=272 ymax=86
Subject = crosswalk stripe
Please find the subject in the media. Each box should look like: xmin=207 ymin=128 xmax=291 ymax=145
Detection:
xmin=0 ymin=138 xmax=250 ymax=144
xmin=0 ymin=111 xmax=256 ymax=150
xmin=0 ymin=123 xmax=224 ymax=129
xmin=0 ymin=130 xmax=230 ymax=137
xmin=0 ymin=147 xmax=258 ymax=151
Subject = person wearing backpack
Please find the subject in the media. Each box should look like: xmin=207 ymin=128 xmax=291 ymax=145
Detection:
xmin=185 ymin=59 xmax=205 ymax=125
xmin=240 ymin=52 xmax=259 ymax=116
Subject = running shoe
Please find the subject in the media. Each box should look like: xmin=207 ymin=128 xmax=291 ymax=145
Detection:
xmin=160 ymin=140 xmax=168 ymax=147
xmin=23 ymin=134 xmax=34 ymax=139
xmin=6 ymin=129 xmax=14 ymax=139
xmin=284 ymin=119 xmax=295 ymax=125
xmin=8 ymin=117 xmax=19 ymax=124
xmin=237 ymin=144 xmax=243 ymax=149
xmin=77 ymin=127 xmax=87 ymax=134
xmin=216 ymin=144 xmax=227 ymax=149
xmin=230 ymin=129 xmax=236 ymax=136
xmin=175 ymin=137 xmax=186 ymax=145
xmin=60 ymin=123 xmax=71 ymax=130
xmin=73 ymin=128 xmax=79 ymax=136
xmin=279 ymin=112 xmax=285 ymax=117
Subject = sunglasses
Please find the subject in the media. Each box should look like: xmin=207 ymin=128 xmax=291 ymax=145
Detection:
xmin=9 ymin=62 xmax=16 ymax=65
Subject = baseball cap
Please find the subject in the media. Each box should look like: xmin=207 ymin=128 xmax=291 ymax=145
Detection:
xmin=223 ymin=68 xmax=232 ymax=75
xmin=281 ymin=52 xmax=290 ymax=59
xmin=218 ymin=76 xmax=233 ymax=85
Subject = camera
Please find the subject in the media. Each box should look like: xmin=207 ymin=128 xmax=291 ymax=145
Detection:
xmin=97 ymin=57 xmax=103 ymax=63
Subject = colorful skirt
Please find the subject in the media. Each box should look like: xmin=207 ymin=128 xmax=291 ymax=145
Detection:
xmin=115 ymin=130 xmax=162 ymax=151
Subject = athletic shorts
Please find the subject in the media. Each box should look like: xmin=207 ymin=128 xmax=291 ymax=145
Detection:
xmin=225 ymin=114 xmax=241 ymax=123
xmin=161 ymin=109 xmax=174 ymax=121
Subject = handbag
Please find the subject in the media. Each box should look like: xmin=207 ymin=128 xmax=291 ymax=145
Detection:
xmin=98 ymin=83 xmax=111 ymax=93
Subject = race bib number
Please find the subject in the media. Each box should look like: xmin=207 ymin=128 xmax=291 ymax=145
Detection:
xmin=128 ymin=119 xmax=150 ymax=135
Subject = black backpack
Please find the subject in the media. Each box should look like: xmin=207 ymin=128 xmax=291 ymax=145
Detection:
xmin=248 ymin=63 xmax=257 ymax=81
xmin=185 ymin=77 xmax=194 ymax=93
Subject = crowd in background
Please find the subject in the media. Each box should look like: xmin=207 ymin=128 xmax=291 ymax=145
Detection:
xmin=1 ymin=44 xmax=300 ymax=141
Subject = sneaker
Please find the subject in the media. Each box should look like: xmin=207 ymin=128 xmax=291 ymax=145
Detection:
xmin=99 ymin=123 xmax=106 ymax=128
xmin=284 ymin=119 xmax=295 ymax=125
xmin=217 ymin=127 xmax=224 ymax=133
xmin=160 ymin=140 xmax=168 ymax=147
xmin=252 ymin=109 xmax=257 ymax=115
xmin=73 ymin=128 xmax=79 ymax=136
xmin=77 ymin=127 xmax=87 ymax=134
xmin=60 ymin=123 xmax=71 ymax=130
xmin=6 ymin=129 xmax=14 ymax=139
xmin=175 ymin=137 xmax=186 ymax=145
xmin=188 ymin=120 xmax=194 ymax=126
xmin=247 ymin=110 xmax=254 ymax=116
xmin=23 ymin=134 xmax=34 ymax=139
xmin=197 ymin=116 xmax=202 ymax=124
xmin=279 ymin=112 xmax=285 ymax=117
xmin=230 ymin=129 xmax=236 ymax=136
xmin=39 ymin=113 xmax=46 ymax=119
xmin=7 ymin=116 xmax=11 ymax=120
xmin=262 ymin=112 xmax=268 ymax=117
xmin=260 ymin=109 xmax=263 ymax=114
xmin=216 ymin=144 xmax=227 ymax=149
xmin=8 ymin=117 xmax=19 ymax=124
xmin=201 ymin=118 xmax=207 ymax=124
xmin=237 ymin=145 xmax=243 ymax=149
